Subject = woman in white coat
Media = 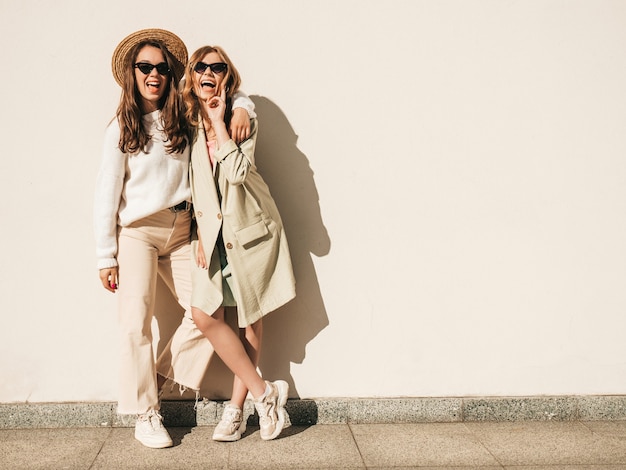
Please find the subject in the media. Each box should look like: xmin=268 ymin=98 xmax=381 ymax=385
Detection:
xmin=181 ymin=45 xmax=296 ymax=442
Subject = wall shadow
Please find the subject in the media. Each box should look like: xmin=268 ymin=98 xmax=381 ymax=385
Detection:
xmin=250 ymin=95 xmax=331 ymax=398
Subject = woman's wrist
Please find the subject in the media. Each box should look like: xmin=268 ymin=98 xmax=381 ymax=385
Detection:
xmin=210 ymin=120 xmax=231 ymax=145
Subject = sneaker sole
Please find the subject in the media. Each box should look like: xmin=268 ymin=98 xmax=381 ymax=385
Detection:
xmin=261 ymin=380 xmax=289 ymax=441
xmin=134 ymin=433 xmax=173 ymax=449
xmin=212 ymin=421 xmax=247 ymax=442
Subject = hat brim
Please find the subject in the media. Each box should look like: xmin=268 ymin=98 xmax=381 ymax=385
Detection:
xmin=111 ymin=28 xmax=188 ymax=87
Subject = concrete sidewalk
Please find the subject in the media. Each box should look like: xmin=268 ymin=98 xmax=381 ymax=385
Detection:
xmin=2 ymin=421 xmax=626 ymax=469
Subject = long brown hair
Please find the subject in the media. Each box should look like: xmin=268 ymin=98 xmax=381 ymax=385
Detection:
xmin=182 ymin=45 xmax=242 ymax=130
xmin=116 ymin=40 xmax=188 ymax=155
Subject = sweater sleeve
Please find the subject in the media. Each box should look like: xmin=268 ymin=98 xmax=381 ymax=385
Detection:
xmin=94 ymin=121 xmax=125 ymax=269
xmin=232 ymin=90 xmax=257 ymax=119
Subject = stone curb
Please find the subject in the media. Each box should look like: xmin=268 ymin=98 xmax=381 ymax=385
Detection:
xmin=1 ymin=396 xmax=625 ymax=428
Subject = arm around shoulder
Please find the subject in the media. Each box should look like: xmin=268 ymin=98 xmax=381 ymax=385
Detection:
xmin=232 ymin=90 xmax=256 ymax=119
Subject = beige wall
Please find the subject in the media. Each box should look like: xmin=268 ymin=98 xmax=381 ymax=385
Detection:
xmin=1 ymin=0 xmax=625 ymax=403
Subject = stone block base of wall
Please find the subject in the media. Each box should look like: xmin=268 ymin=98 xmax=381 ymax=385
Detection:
xmin=1 ymin=396 xmax=626 ymax=429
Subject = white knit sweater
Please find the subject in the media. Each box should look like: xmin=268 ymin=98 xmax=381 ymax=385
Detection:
xmin=94 ymin=110 xmax=191 ymax=269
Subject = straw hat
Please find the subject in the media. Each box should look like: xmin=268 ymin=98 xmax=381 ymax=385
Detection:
xmin=111 ymin=28 xmax=188 ymax=87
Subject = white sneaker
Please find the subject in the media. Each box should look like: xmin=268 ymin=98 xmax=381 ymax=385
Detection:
xmin=254 ymin=380 xmax=289 ymax=440
xmin=134 ymin=410 xmax=173 ymax=448
xmin=213 ymin=403 xmax=246 ymax=441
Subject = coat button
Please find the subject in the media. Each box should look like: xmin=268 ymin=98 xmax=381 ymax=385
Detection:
xmin=197 ymin=211 xmax=203 ymax=217
xmin=226 ymin=242 xmax=233 ymax=249
xmin=217 ymin=213 xmax=222 ymax=220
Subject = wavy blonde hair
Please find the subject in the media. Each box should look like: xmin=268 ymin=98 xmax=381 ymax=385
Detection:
xmin=182 ymin=45 xmax=242 ymax=130
xmin=116 ymin=40 xmax=188 ymax=155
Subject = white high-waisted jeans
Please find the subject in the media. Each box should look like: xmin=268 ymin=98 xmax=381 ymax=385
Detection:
xmin=116 ymin=208 xmax=214 ymax=415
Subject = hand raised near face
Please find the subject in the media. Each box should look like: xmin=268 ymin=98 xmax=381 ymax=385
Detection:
xmin=204 ymin=87 xmax=227 ymax=124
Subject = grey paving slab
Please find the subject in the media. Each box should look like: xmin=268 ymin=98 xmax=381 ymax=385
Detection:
xmin=0 ymin=427 xmax=111 ymax=469
xmin=467 ymin=421 xmax=626 ymax=466
xmin=350 ymin=423 xmax=501 ymax=468
xmin=228 ymin=424 xmax=365 ymax=469
xmin=90 ymin=425 xmax=366 ymax=470
xmin=90 ymin=427 xmax=230 ymax=469
xmin=502 ymin=466 xmax=626 ymax=470
xmin=582 ymin=420 xmax=626 ymax=437
xmin=4 ymin=422 xmax=626 ymax=469
xmin=368 ymin=467 xmax=504 ymax=470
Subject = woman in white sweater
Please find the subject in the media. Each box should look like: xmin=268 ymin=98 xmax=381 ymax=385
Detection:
xmin=94 ymin=29 xmax=254 ymax=449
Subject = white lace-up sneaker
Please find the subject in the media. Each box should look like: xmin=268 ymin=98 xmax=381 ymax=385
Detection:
xmin=212 ymin=403 xmax=246 ymax=441
xmin=134 ymin=410 xmax=173 ymax=448
xmin=254 ymin=380 xmax=289 ymax=441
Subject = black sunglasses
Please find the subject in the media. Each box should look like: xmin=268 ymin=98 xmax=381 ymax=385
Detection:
xmin=134 ymin=62 xmax=170 ymax=75
xmin=193 ymin=62 xmax=228 ymax=74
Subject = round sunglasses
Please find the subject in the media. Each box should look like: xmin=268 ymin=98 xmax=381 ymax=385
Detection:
xmin=193 ymin=62 xmax=228 ymax=75
xmin=134 ymin=62 xmax=170 ymax=75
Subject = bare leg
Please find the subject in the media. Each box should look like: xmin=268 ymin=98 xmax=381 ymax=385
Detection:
xmin=230 ymin=318 xmax=263 ymax=409
xmin=192 ymin=307 xmax=266 ymax=399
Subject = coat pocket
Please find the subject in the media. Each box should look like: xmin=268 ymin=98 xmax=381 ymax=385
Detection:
xmin=234 ymin=219 xmax=269 ymax=248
